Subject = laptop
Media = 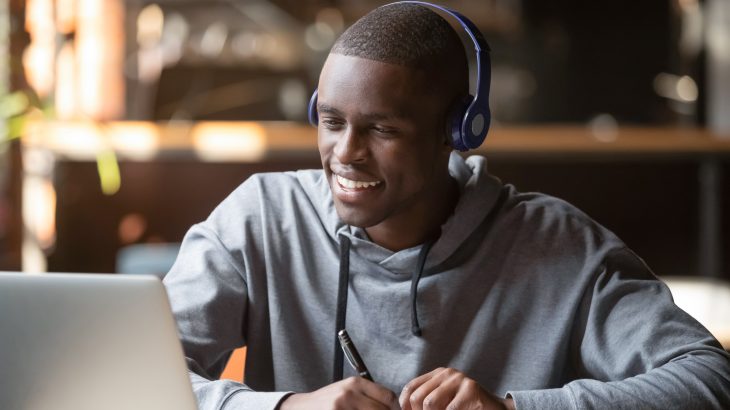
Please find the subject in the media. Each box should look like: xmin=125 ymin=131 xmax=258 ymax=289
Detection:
xmin=0 ymin=272 xmax=197 ymax=410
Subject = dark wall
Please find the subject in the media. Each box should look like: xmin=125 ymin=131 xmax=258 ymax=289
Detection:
xmin=48 ymin=157 xmax=322 ymax=273
xmin=512 ymin=0 xmax=673 ymax=123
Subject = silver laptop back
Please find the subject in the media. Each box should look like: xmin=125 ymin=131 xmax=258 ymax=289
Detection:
xmin=0 ymin=272 xmax=197 ymax=410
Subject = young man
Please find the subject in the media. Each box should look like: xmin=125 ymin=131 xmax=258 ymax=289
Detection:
xmin=164 ymin=3 xmax=730 ymax=410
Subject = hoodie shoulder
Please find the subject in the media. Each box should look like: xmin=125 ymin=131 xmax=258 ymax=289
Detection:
xmin=204 ymin=169 xmax=343 ymax=246
xmin=498 ymin=184 xmax=624 ymax=254
xmin=203 ymin=170 xmax=331 ymax=234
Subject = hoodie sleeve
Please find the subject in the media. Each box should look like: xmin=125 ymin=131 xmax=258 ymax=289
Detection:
xmin=508 ymin=247 xmax=730 ymax=409
xmin=164 ymin=222 xmax=293 ymax=410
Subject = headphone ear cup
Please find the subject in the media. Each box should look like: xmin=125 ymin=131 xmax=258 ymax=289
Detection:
xmin=447 ymin=95 xmax=474 ymax=151
xmin=308 ymin=89 xmax=319 ymax=126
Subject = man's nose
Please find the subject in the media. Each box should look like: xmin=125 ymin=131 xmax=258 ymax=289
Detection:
xmin=333 ymin=126 xmax=368 ymax=164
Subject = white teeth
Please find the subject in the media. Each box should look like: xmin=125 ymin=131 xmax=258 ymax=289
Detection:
xmin=336 ymin=174 xmax=381 ymax=189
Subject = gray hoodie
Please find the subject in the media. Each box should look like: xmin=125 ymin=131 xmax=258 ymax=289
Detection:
xmin=164 ymin=153 xmax=730 ymax=410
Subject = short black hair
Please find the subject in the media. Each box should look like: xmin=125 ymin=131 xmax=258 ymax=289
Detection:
xmin=331 ymin=3 xmax=467 ymax=71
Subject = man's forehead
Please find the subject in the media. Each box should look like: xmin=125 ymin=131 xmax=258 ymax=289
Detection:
xmin=316 ymin=54 xmax=444 ymax=119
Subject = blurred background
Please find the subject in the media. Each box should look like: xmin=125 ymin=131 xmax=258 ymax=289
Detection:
xmin=0 ymin=0 xmax=729 ymax=284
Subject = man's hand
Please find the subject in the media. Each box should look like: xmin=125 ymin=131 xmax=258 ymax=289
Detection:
xmin=279 ymin=377 xmax=400 ymax=410
xmin=399 ymin=368 xmax=515 ymax=410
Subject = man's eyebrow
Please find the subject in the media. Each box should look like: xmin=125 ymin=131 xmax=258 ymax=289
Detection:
xmin=317 ymin=103 xmax=407 ymax=121
xmin=317 ymin=103 xmax=344 ymax=117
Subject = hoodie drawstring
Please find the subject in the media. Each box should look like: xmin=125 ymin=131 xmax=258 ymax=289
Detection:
xmin=332 ymin=236 xmax=434 ymax=382
xmin=333 ymin=236 xmax=351 ymax=382
xmin=410 ymin=240 xmax=434 ymax=337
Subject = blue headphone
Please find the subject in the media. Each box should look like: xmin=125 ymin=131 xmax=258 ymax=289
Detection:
xmin=307 ymin=1 xmax=491 ymax=151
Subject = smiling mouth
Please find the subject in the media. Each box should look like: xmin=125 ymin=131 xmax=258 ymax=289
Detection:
xmin=335 ymin=174 xmax=382 ymax=189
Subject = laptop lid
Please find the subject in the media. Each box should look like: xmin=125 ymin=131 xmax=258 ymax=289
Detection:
xmin=0 ymin=272 xmax=197 ymax=410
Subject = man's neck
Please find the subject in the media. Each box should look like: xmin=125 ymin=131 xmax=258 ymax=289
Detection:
xmin=365 ymin=176 xmax=459 ymax=252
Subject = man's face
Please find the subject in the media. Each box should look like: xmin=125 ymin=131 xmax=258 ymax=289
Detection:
xmin=316 ymin=54 xmax=453 ymax=230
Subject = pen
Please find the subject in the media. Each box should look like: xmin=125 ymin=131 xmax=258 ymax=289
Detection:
xmin=337 ymin=329 xmax=373 ymax=382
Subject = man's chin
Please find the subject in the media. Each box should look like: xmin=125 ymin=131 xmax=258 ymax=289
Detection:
xmin=333 ymin=202 xmax=382 ymax=228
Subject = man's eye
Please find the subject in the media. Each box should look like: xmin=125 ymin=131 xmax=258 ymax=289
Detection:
xmin=373 ymin=126 xmax=395 ymax=135
xmin=321 ymin=119 xmax=344 ymax=129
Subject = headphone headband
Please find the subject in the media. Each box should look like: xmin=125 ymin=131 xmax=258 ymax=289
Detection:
xmin=308 ymin=1 xmax=492 ymax=151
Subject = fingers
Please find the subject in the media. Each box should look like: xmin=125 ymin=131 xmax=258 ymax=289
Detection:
xmin=400 ymin=368 xmax=504 ymax=410
xmin=419 ymin=370 xmax=462 ymax=410
xmin=399 ymin=368 xmax=441 ymax=410
xmin=339 ymin=377 xmax=399 ymax=410
xmin=446 ymin=378 xmax=482 ymax=410
xmin=280 ymin=377 xmax=398 ymax=410
xmin=348 ymin=377 xmax=400 ymax=410
xmin=448 ymin=380 xmax=512 ymax=410
xmin=400 ymin=367 xmax=461 ymax=410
